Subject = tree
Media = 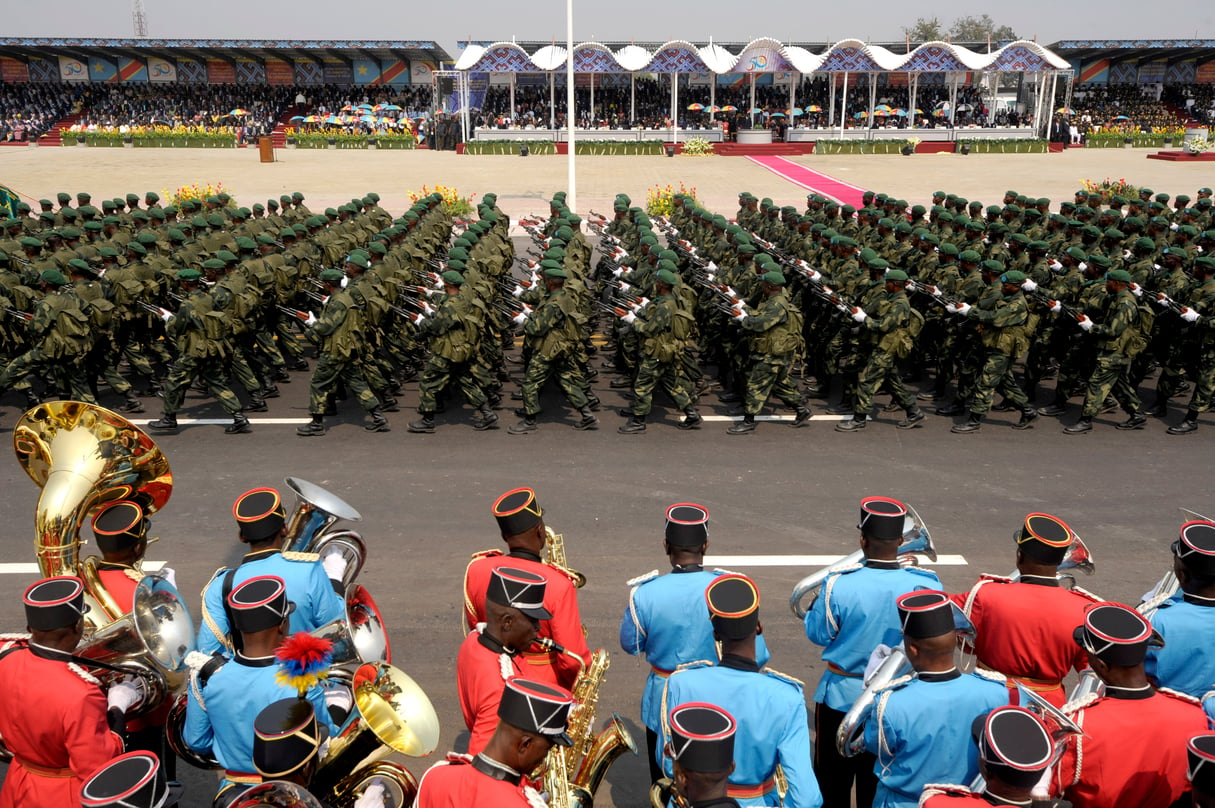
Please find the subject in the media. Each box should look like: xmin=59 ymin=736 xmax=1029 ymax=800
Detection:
xmin=947 ymin=14 xmax=1018 ymax=44
xmin=902 ymin=16 xmax=945 ymax=42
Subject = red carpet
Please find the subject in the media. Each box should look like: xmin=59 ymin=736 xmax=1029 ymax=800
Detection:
xmin=745 ymin=155 xmax=869 ymax=207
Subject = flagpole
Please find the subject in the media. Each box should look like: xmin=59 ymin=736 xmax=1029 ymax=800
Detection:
xmin=566 ymin=0 xmax=577 ymax=214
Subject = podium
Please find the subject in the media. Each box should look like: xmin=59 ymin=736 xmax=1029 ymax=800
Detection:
xmin=258 ymin=137 xmax=274 ymax=163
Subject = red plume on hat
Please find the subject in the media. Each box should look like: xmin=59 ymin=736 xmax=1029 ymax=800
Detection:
xmin=275 ymin=633 xmax=333 ymax=697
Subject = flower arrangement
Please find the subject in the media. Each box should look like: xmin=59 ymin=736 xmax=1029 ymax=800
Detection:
xmin=681 ymin=137 xmax=715 ymax=157
xmin=167 ymin=182 xmax=236 ymax=209
xmin=65 ymin=125 xmax=237 ymax=148
xmin=1184 ymin=137 xmax=1211 ymax=155
xmin=1079 ymin=177 xmax=1139 ymax=203
xmin=645 ymin=182 xmax=699 ymax=217
xmin=407 ymin=184 xmax=476 ymax=216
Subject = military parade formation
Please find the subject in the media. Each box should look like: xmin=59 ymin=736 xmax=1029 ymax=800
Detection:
xmin=0 ymin=182 xmax=1214 ymax=436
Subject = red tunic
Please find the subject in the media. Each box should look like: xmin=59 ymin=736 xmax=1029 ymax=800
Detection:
xmin=1055 ymin=690 xmax=1207 ymax=808
xmin=920 ymin=785 xmax=992 ymax=805
xmin=462 ymin=550 xmax=590 ymax=688
xmin=951 ymin=576 xmax=1099 ymax=706
xmin=96 ymin=566 xmax=169 ymax=733
xmin=414 ymin=754 xmax=538 ymax=808
xmin=456 ymin=628 xmax=528 ymax=755
xmin=0 ymin=643 xmax=125 ymax=808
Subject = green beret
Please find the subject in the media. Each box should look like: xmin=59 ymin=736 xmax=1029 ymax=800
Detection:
xmin=1195 ymin=257 xmax=1215 ymax=272
xmin=206 ymin=214 xmax=224 ymax=227
xmin=167 ymin=229 xmax=186 ymax=242
xmin=938 ymin=211 xmax=955 ymax=222
xmin=67 ymin=258 xmax=91 ymax=274
xmin=938 ymin=243 xmax=960 ymax=256
xmin=97 ymin=246 xmax=119 ymax=258
xmin=83 ymin=221 xmax=103 ymax=232
xmin=1066 ymin=247 xmax=1088 ymax=261
xmin=216 ymin=250 xmax=237 ymax=263
xmin=999 ymin=270 xmax=1027 ymax=284
xmin=202 ymin=258 xmax=226 ymax=270
xmin=543 ymin=267 xmax=568 ymax=279
xmin=60 ymin=227 xmax=81 ymax=239
xmin=255 ymin=234 xmax=277 ymax=246
xmin=866 ymin=256 xmax=890 ymax=270
xmin=292 ymin=192 xmax=305 ymax=201
xmin=319 ymin=269 xmax=345 ymax=283
xmin=292 ymin=224 xmax=307 ymax=236
xmin=446 ymin=259 xmax=467 ymax=271
xmin=1133 ymin=237 xmax=1155 ymax=250
xmin=441 ymin=270 xmax=465 ymax=286
xmin=40 ymin=269 xmax=68 ymax=286
xmin=859 ymin=248 xmax=878 ymax=263
xmin=277 ymin=228 xmax=295 ymax=239
xmin=56 ymin=192 xmax=71 ymax=203
xmin=834 ymin=237 xmax=857 ymax=248
xmin=176 ymin=268 xmax=202 ymax=281
xmin=324 ymin=207 xmax=338 ymax=217
xmin=911 ymin=205 xmax=926 ymax=216
xmin=761 ymin=271 xmax=786 ymax=286
xmin=543 ymin=247 xmax=566 ymax=261
xmin=1104 ymin=269 xmax=1133 ymax=283
xmin=965 ymin=221 xmax=985 ymax=232
xmin=921 ymin=233 xmax=940 ymax=245
xmin=1088 ymin=254 xmax=1112 ymax=269
xmin=877 ymin=218 xmax=894 ymax=228
xmin=235 ymin=237 xmax=257 ymax=250
xmin=252 ymin=203 xmax=265 ymax=213
xmin=885 ymin=269 xmax=909 ymax=282
xmin=188 ymin=216 xmax=205 ymax=228
xmin=959 ymin=250 xmax=982 ymax=263
xmin=148 ymin=208 xmax=165 ymax=221
xmin=538 ymin=259 xmax=562 ymax=272
xmin=736 ymin=243 xmax=757 ymax=255
xmin=367 ymin=242 xmax=387 ymax=255
xmin=982 ymin=260 xmax=1006 ymax=274
xmin=126 ymin=242 xmax=147 ymax=255
xmin=1026 ymin=240 xmax=1048 ymax=251
xmin=1179 ymin=225 xmax=1199 ymax=237
xmin=655 ymin=269 xmax=679 ymax=286
xmin=345 ymin=253 xmax=370 ymax=270
xmin=19 ymin=236 xmax=42 ymax=249
xmin=1009 ymin=233 xmax=1030 ymax=245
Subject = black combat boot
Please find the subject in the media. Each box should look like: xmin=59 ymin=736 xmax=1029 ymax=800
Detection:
xmin=1012 ymin=407 xmax=1038 ymax=430
xmin=245 ymin=396 xmax=269 ymax=413
xmin=1167 ymin=411 xmax=1200 ymax=435
xmin=1063 ymin=416 xmax=1093 ymax=434
xmin=148 ymin=413 xmax=178 ymax=431
xmin=677 ymin=408 xmax=703 ymax=430
xmin=118 ymin=392 xmax=144 ymax=414
xmin=727 ymin=414 xmax=756 ymax=435
xmin=407 ymin=413 xmax=436 ymax=434
xmin=835 ymin=414 xmax=866 ymax=432
xmin=1116 ymin=411 xmax=1147 ymax=430
xmin=473 ymin=405 xmax=499 ymax=431
xmin=618 ymin=415 xmax=646 ymax=434
xmin=951 ymin=412 xmax=982 ymax=434
xmin=508 ymin=415 xmax=538 ymax=435
xmin=296 ymin=415 xmax=326 ymax=437
xmin=225 ymin=413 xmax=252 ymax=434
xmin=791 ymin=406 xmax=813 ymax=427
xmin=364 ymin=408 xmax=390 ymax=432
xmin=897 ymin=406 xmax=926 ymax=429
xmin=573 ymin=408 xmax=599 ymax=430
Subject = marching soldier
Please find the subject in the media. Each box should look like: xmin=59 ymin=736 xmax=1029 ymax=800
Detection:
xmin=660 ymin=574 xmax=822 ymax=808
xmin=1165 ymin=256 xmax=1215 ymax=435
xmin=80 ymin=751 xmax=185 ymax=808
xmin=804 ymin=497 xmax=940 ymax=808
xmin=664 ymin=702 xmax=743 ymax=808
xmin=950 ymin=513 xmax=1099 ymax=707
xmin=1144 ymin=520 xmax=1215 ymax=697
xmin=414 ymin=677 xmax=574 ymax=808
xmin=196 ymin=487 xmax=346 ymax=657
xmin=463 ymin=487 xmax=590 ymax=688
xmin=1054 ymin=603 xmax=1209 ymax=808
xmin=0 ymin=268 xmax=93 ymax=406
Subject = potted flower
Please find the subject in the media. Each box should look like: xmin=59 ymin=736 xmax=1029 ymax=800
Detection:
xmin=901 ymin=137 xmax=920 ymax=156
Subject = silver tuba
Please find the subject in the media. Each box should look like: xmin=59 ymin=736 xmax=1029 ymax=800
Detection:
xmin=1137 ymin=507 xmax=1212 ymax=618
xmin=1008 ymin=533 xmax=1095 ymax=587
xmin=313 ymin=583 xmax=392 ymax=675
xmin=283 ymin=476 xmax=366 ymax=587
xmin=970 ymin=685 xmax=1085 ymax=792
xmin=791 ymin=503 xmax=937 ymax=619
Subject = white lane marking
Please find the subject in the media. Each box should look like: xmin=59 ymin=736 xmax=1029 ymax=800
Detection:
xmin=0 ymin=561 xmax=166 ymax=574
xmin=704 ymin=554 xmax=967 ymax=567
xmin=700 ymin=414 xmax=846 ymax=422
xmin=129 ymin=418 xmax=310 ymax=425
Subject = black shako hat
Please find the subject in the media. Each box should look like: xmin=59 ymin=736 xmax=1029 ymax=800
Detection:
xmin=92 ymin=501 xmax=147 ymax=553
xmin=665 ymin=503 xmax=710 ymax=547
xmin=970 ymin=706 xmax=1054 ymax=789
xmin=1015 ymin=512 xmax=1073 ymax=565
xmin=858 ymin=496 xmax=906 ymax=541
xmin=1175 ymin=521 xmax=1215 ymax=578
xmin=253 ymin=698 xmax=328 ymax=778
xmin=668 ymin=702 xmax=736 ymax=773
xmin=487 ymin=567 xmax=553 ymax=620
xmin=228 ymin=575 xmax=294 ymax=634
xmin=80 ymin=751 xmax=185 ymax=808
xmin=497 ymin=677 xmax=574 ymax=746
xmin=705 ymin=574 xmax=760 ymax=641
xmin=24 ymin=576 xmax=89 ymax=630
xmin=493 ymin=487 xmax=543 ymax=537
xmin=233 ymin=487 xmax=286 ymax=543
xmin=1073 ymin=603 xmax=1161 ymax=667
xmin=896 ymin=590 xmax=956 ymax=639
xmin=1188 ymin=735 xmax=1215 ymax=794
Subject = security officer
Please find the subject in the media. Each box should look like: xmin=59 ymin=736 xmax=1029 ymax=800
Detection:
xmin=951 ymin=513 xmax=1100 ymax=707
xmin=858 ymin=591 xmax=1009 ymax=808
xmin=803 ymin=498 xmax=940 ymax=808
xmin=413 ymin=677 xmax=574 ymax=808
xmin=1055 ymin=603 xmax=1209 ymax=808
xmin=457 ymin=567 xmax=548 ymax=755
xmin=462 ymin=487 xmax=590 ymax=689
xmin=1144 ymin=520 xmax=1215 ymax=697
xmin=664 ymin=702 xmax=742 ymax=808
xmin=918 ymin=706 xmax=1056 ymax=807
xmin=660 ymin=574 xmax=822 ymax=808
xmin=79 ymin=752 xmax=185 ymax=808
xmin=196 ymin=487 xmax=346 ymax=657
xmin=183 ymin=575 xmax=337 ymax=807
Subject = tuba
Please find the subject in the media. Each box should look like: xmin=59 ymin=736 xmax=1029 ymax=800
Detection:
xmin=970 ymin=685 xmax=1085 ymax=792
xmin=313 ymin=583 xmax=392 ymax=674
xmin=791 ymin=503 xmax=936 ymax=619
xmin=310 ymin=661 xmax=440 ymax=805
xmin=1008 ymin=533 xmax=1095 ymax=587
xmin=232 ymin=781 xmax=326 ymax=808
xmin=15 ymin=401 xmax=172 ymax=629
xmin=283 ymin=476 xmax=366 ymax=587
xmin=543 ymin=525 xmax=587 ymax=589
xmin=1137 ymin=506 xmax=1211 ymax=618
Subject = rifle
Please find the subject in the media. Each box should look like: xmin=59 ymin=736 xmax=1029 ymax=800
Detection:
xmin=5 ymin=308 xmax=32 ymax=324
xmin=906 ymin=281 xmax=960 ymax=310
xmin=1153 ymin=293 xmax=1186 ymax=315
xmin=137 ymin=301 xmax=171 ymax=318
xmin=1029 ymin=290 xmax=1081 ymax=320
xmin=276 ymin=304 xmax=311 ymax=323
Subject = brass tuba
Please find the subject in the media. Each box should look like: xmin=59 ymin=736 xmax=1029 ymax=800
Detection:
xmin=283 ymin=476 xmax=366 ymax=587
xmin=310 ymin=661 xmax=440 ymax=806
xmin=790 ymin=503 xmax=937 ymax=619
xmin=15 ymin=401 xmax=173 ymax=629
xmin=543 ymin=525 xmax=587 ymax=589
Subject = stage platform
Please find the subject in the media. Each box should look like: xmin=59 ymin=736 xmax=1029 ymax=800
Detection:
xmin=1146 ymin=150 xmax=1215 ymax=161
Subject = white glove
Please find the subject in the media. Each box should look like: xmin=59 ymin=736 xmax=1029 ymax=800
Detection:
xmin=851 ymin=308 xmax=868 ymax=324
xmin=621 ymin=311 xmax=636 ymax=325
xmin=1050 ymin=260 xmax=1063 ymax=271
xmin=157 ymin=566 xmax=177 ymax=588
xmin=340 ymin=276 xmax=349 ymax=288
xmin=107 ymin=676 xmax=143 ymax=714
xmin=421 ymin=302 xmax=435 ymax=315
xmin=1050 ymin=300 xmax=1063 ymax=313
xmin=322 ymin=550 xmax=349 ymax=582
xmin=410 ymin=313 xmax=425 ymax=325
xmin=611 ymin=267 xmax=624 ymax=278
xmin=303 ymin=312 xmax=317 ymax=328
xmin=158 ymin=308 xmax=173 ymax=323
xmin=1124 ymin=250 xmax=1133 ymax=259
xmin=929 ymin=285 xmax=942 ymax=297
xmin=705 ymin=271 xmax=716 ymax=282
xmin=619 ymin=281 xmax=630 ymax=292
xmin=1170 ymin=222 xmax=1180 ymax=232
xmin=324 ymin=683 xmax=353 ymax=714
xmin=512 ymin=312 xmax=528 ymax=326
xmin=705 ymin=261 xmax=717 ymax=271
xmin=1153 ymin=264 xmax=1162 ymax=271
xmin=1078 ymin=262 xmax=1088 ymax=272
xmin=732 ymin=309 xmax=747 ymax=322
xmin=353 ymin=780 xmax=387 ymax=808
xmin=1076 ymin=314 xmax=1094 ymax=331
xmin=807 ymin=268 xmax=822 ymax=282
xmin=1021 ymin=279 xmax=1038 ymax=292
xmin=1130 ymin=283 xmax=1143 ymax=298
xmin=730 ymin=299 xmax=745 ymax=312
xmin=952 ymin=302 xmax=972 ymax=316
xmin=512 ymin=285 xmax=524 ymax=298
xmin=863 ymin=644 xmax=895 ymax=685
xmin=634 ymin=297 xmax=650 ymax=310
xmin=1181 ymin=307 xmax=1201 ymax=323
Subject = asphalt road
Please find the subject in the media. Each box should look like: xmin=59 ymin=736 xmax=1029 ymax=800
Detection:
xmin=0 ymin=243 xmax=1210 ymax=806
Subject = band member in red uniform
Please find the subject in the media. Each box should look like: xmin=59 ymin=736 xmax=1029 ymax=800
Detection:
xmin=414 ymin=677 xmax=574 ymax=808
xmin=951 ymin=513 xmax=1100 ymax=706
xmin=666 ymin=702 xmax=742 ymax=808
xmin=1189 ymin=735 xmax=1215 ymax=808
xmin=919 ymin=706 xmax=1055 ymax=806
xmin=1055 ymin=603 xmax=1209 ymax=808
xmin=462 ymin=487 xmax=590 ymax=687
xmin=0 ymin=577 xmax=129 ymax=808
xmin=80 ymin=751 xmax=185 ymax=808
xmin=458 ymin=567 xmax=549 ymax=755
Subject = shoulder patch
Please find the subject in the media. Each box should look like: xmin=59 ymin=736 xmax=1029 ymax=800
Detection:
xmin=1159 ymin=687 xmax=1202 ymax=706
xmin=1068 ymin=585 xmax=1104 ymax=604
xmin=874 ymin=673 xmax=915 ymax=694
xmin=972 ymin=668 xmax=1007 ymax=684
xmin=672 ymin=659 xmax=714 ymax=673
xmin=627 ymin=570 xmax=660 ymax=587
xmin=281 ymin=551 xmax=320 ymax=562
xmin=762 ymin=667 xmax=806 ymax=689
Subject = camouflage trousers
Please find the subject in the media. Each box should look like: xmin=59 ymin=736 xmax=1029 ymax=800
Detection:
xmin=631 ymin=354 xmax=693 ymax=417
xmin=969 ymin=351 xmax=1028 ymax=416
xmin=85 ymin=338 xmax=134 ymax=396
xmin=744 ymin=353 xmax=803 ymax=416
xmin=417 ymin=354 xmax=487 ymax=413
xmin=520 ymin=351 xmax=589 ymax=416
xmin=307 ymin=354 xmax=380 ymax=416
xmin=161 ymin=354 xmax=242 ymax=415
xmin=1080 ymin=352 xmax=1141 ymax=418
xmin=1182 ymin=346 xmax=1215 ymax=415
xmin=0 ymin=347 xmax=94 ymax=402
xmin=855 ymin=349 xmax=915 ymax=415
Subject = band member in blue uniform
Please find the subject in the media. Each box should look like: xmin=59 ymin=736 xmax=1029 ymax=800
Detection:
xmin=859 ymin=590 xmax=1009 ymax=808
xmin=665 ymin=702 xmax=742 ymax=808
xmin=620 ymin=503 xmax=769 ymax=784
xmin=197 ymin=487 xmax=345 ymax=656
xmin=803 ymin=496 xmax=940 ymax=808
xmin=183 ymin=575 xmax=336 ymax=808
xmin=1145 ymin=520 xmax=1215 ymax=697
xmin=661 ymin=574 xmax=822 ymax=808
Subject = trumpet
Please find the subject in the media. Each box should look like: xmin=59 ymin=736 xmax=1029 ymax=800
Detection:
xmin=790 ymin=503 xmax=936 ymax=619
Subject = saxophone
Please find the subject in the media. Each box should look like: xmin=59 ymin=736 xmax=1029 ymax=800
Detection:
xmin=542 ymin=525 xmax=587 ymax=589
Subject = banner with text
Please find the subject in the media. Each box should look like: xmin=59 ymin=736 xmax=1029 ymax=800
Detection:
xmin=58 ymin=55 xmax=88 ymax=82
xmin=148 ymin=57 xmax=177 ymax=83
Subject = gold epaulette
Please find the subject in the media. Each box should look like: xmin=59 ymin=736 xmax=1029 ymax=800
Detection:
xmin=281 ymin=551 xmax=320 ymax=562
